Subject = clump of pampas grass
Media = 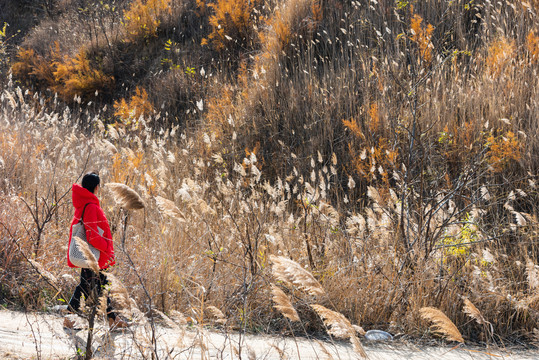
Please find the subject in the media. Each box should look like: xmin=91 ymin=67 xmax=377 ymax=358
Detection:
xmin=420 ymin=307 xmax=464 ymax=343
xmin=270 ymin=255 xmax=325 ymax=296
xmin=106 ymin=183 xmax=145 ymax=210
xmin=28 ymin=259 xmax=58 ymax=287
xmin=205 ymin=305 xmax=227 ymax=324
xmin=311 ymin=304 xmax=367 ymax=357
xmin=271 ymin=284 xmax=300 ymax=322
xmin=155 ymin=195 xmax=185 ymax=222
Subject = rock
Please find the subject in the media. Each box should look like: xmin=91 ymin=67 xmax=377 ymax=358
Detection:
xmin=364 ymin=330 xmax=393 ymax=341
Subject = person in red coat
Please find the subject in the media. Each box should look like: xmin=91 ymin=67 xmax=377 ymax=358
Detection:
xmin=65 ymin=172 xmax=127 ymax=329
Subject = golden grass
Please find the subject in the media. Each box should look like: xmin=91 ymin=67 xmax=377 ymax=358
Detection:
xmin=270 ymin=255 xmax=325 ymax=297
xmin=271 ymin=284 xmax=300 ymax=322
xmin=311 ymin=304 xmax=366 ymax=357
xmin=420 ymin=307 xmax=464 ymax=343
xmin=106 ymin=183 xmax=145 ymax=210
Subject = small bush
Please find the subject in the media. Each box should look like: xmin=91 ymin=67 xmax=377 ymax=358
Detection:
xmin=114 ymin=86 xmax=154 ymax=124
xmin=123 ymin=0 xmax=172 ymax=42
xmin=409 ymin=8 xmax=435 ymax=64
xmin=53 ymin=49 xmax=115 ymax=101
xmin=12 ymin=44 xmax=114 ymax=102
xmin=201 ymin=0 xmax=261 ymax=53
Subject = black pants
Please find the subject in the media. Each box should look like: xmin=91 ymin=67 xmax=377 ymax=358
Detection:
xmin=68 ymin=268 xmax=117 ymax=320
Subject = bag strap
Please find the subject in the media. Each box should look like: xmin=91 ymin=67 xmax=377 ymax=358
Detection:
xmin=79 ymin=203 xmax=90 ymax=225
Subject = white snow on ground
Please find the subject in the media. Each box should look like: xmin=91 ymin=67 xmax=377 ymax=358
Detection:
xmin=0 ymin=309 xmax=538 ymax=359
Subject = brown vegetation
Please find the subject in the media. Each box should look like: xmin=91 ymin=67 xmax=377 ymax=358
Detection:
xmin=1 ymin=0 xmax=539 ymax=349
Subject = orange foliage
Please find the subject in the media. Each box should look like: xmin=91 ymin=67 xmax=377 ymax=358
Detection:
xmin=114 ymin=86 xmax=154 ymax=123
xmin=12 ymin=48 xmax=37 ymax=81
xmin=12 ymin=45 xmax=113 ymax=102
xmin=486 ymin=36 xmax=515 ymax=76
xmin=259 ymin=0 xmax=320 ymax=54
xmin=368 ymin=103 xmax=381 ymax=132
xmin=410 ymin=10 xmax=434 ymax=63
xmin=343 ymin=110 xmax=397 ymax=184
xmin=111 ymin=150 xmax=159 ymax=194
xmin=53 ymin=49 xmax=114 ymax=101
xmin=311 ymin=0 xmax=322 ymax=23
xmin=527 ymin=31 xmax=539 ymax=62
xmin=12 ymin=47 xmax=57 ymax=86
xmin=342 ymin=118 xmax=363 ymax=139
xmin=124 ymin=0 xmax=172 ymax=41
xmin=201 ymin=0 xmax=259 ymax=52
xmin=486 ymin=131 xmax=521 ymax=172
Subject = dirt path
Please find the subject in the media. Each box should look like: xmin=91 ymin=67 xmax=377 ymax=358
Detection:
xmin=0 ymin=309 xmax=537 ymax=359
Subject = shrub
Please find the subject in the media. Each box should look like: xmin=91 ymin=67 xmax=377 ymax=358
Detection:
xmin=123 ymin=0 xmax=172 ymax=42
xmin=53 ymin=49 xmax=115 ymax=101
xmin=12 ymin=44 xmax=114 ymax=102
xmin=486 ymin=36 xmax=515 ymax=76
xmin=409 ymin=7 xmax=435 ymax=64
xmin=201 ymin=0 xmax=261 ymax=53
xmin=114 ymin=86 xmax=154 ymax=124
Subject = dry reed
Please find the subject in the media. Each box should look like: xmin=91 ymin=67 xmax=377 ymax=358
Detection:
xmin=28 ymin=259 xmax=58 ymax=287
xmin=270 ymin=255 xmax=325 ymax=297
xmin=74 ymin=236 xmax=100 ymax=273
xmin=271 ymin=284 xmax=300 ymax=322
xmin=463 ymin=299 xmax=488 ymax=326
xmin=106 ymin=183 xmax=145 ymax=210
xmin=205 ymin=305 xmax=226 ymax=324
xmin=311 ymin=304 xmax=367 ymax=358
xmin=155 ymin=195 xmax=185 ymax=222
xmin=420 ymin=307 xmax=464 ymax=343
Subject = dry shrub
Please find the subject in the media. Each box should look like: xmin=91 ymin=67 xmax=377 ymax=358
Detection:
xmin=409 ymin=6 xmax=435 ymax=63
xmin=12 ymin=44 xmax=114 ymax=102
xmin=485 ymin=35 xmax=516 ymax=76
xmin=53 ymin=49 xmax=115 ymax=101
xmin=4 ymin=0 xmax=539 ymax=348
xmin=202 ymin=0 xmax=261 ymax=53
xmin=114 ymin=86 xmax=154 ymax=123
xmin=123 ymin=0 xmax=172 ymax=42
xmin=259 ymin=0 xmax=320 ymax=59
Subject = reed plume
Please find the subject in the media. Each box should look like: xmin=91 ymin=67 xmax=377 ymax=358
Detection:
xmin=154 ymin=309 xmax=182 ymax=330
xmin=155 ymin=195 xmax=185 ymax=222
xmin=271 ymin=284 xmax=300 ymax=322
xmin=170 ymin=310 xmax=188 ymax=325
xmin=74 ymin=236 xmax=100 ymax=273
xmin=527 ymin=259 xmax=539 ymax=291
xmin=206 ymin=305 xmax=227 ymax=324
xmin=420 ymin=307 xmax=464 ymax=343
xmin=311 ymin=304 xmax=367 ymax=357
xmin=270 ymin=255 xmax=325 ymax=296
xmin=106 ymin=272 xmax=131 ymax=311
xmin=28 ymin=259 xmax=58 ymax=286
xmin=106 ymin=182 xmax=145 ymax=210
xmin=97 ymin=293 xmax=108 ymax=317
xmin=463 ymin=299 xmax=488 ymax=326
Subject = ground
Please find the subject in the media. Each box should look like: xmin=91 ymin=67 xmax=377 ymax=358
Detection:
xmin=0 ymin=309 xmax=538 ymax=359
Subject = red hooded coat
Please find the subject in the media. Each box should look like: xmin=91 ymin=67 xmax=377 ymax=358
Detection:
xmin=67 ymin=184 xmax=115 ymax=269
